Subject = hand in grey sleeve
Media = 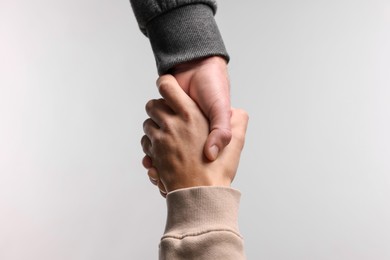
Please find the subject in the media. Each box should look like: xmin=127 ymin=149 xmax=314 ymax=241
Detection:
xmin=129 ymin=0 xmax=229 ymax=74
xmin=131 ymin=0 xmax=232 ymax=161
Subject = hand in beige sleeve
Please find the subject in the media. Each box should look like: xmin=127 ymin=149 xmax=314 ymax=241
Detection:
xmin=141 ymin=73 xmax=247 ymax=194
xmin=141 ymin=74 xmax=248 ymax=259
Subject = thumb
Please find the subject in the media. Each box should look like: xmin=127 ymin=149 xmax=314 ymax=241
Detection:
xmin=204 ymin=105 xmax=233 ymax=161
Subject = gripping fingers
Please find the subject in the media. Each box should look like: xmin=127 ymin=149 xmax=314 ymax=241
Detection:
xmin=230 ymin=108 xmax=249 ymax=143
xmin=142 ymin=154 xmax=153 ymax=169
xmin=148 ymin=168 xmax=167 ymax=198
xmin=141 ymin=135 xmax=152 ymax=157
xmin=143 ymin=118 xmax=160 ymax=141
xmin=145 ymin=98 xmax=174 ymax=128
xmin=158 ymin=181 xmax=167 ymax=198
xmin=157 ymin=75 xmax=195 ymax=115
xmin=147 ymin=167 xmax=159 ymax=186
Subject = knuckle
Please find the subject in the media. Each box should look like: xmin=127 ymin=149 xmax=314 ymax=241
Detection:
xmin=181 ymin=109 xmax=192 ymax=122
xmin=152 ymin=131 xmax=165 ymax=145
xmin=219 ymin=128 xmax=233 ymax=145
xmin=209 ymin=128 xmax=232 ymax=147
xmin=158 ymin=80 xmax=172 ymax=95
xmin=140 ymin=135 xmax=148 ymax=145
xmin=145 ymin=99 xmax=153 ymax=113
xmin=145 ymin=99 xmax=158 ymax=114
xmin=237 ymin=109 xmax=249 ymax=121
xmin=141 ymin=136 xmax=151 ymax=155
xmin=161 ymin=117 xmax=174 ymax=132
xmin=142 ymin=118 xmax=152 ymax=132
xmin=233 ymin=108 xmax=249 ymax=121
xmin=142 ymin=118 xmax=148 ymax=128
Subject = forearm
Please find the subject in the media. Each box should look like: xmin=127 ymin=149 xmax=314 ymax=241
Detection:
xmin=160 ymin=186 xmax=245 ymax=260
xmin=130 ymin=1 xmax=229 ymax=74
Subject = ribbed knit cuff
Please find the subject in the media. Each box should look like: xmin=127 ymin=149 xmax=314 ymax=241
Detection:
xmin=163 ymin=186 xmax=241 ymax=239
xmin=146 ymin=4 xmax=230 ymax=75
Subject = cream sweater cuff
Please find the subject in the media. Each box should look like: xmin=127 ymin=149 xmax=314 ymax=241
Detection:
xmin=162 ymin=186 xmax=242 ymax=240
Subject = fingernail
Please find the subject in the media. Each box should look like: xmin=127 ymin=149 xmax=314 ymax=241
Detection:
xmin=210 ymin=145 xmax=219 ymax=160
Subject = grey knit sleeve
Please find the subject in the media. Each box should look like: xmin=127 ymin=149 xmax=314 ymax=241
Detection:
xmin=130 ymin=0 xmax=229 ymax=75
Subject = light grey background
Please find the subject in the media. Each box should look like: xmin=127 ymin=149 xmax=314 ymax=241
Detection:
xmin=1 ymin=0 xmax=389 ymax=259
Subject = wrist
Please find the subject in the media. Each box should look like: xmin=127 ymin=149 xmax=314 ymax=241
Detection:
xmin=172 ymin=55 xmax=227 ymax=74
xmin=164 ymin=170 xmax=232 ymax=193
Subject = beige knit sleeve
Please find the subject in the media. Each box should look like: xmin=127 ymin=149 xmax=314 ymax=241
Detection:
xmin=159 ymin=187 xmax=246 ymax=260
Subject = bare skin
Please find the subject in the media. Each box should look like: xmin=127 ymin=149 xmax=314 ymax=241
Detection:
xmin=171 ymin=56 xmax=232 ymax=161
xmin=141 ymin=74 xmax=248 ymax=197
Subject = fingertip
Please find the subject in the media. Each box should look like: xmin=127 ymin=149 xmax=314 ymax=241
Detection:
xmin=156 ymin=74 xmax=175 ymax=89
xmin=147 ymin=167 xmax=159 ymax=182
xmin=142 ymin=155 xmax=153 ymax=169
xmin=159 ymin=189 xmax=167 ymax=198
xmin=149 ymin=177 xmax=158 ymax=186
xmin=141 ymin=134 xmax=152 ymax=156
xmin=158 ymin=181 xmax=167 ymax=198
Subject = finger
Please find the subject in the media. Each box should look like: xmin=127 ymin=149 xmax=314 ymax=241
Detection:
xmin=158 ymin=181 xmax=167 ymax=198
xmin=149 ymin=176 xmax=158 ymax=186
xmin=231 ymin=108 xmax=249 ymax=134
xmin=141 ymin=135 xmax=152 ymax=157
xmin=229 ymin=108 xmax=249 ymax=150
xmin=156 ymin=75 xmax=196 ymax=115
xmin=145 ymin=98 xmax=174 ymax=128
xmin=147 ymin=167 xmax=159 ymax=186
xmin=159 ymin=189 xmax=167 ymax=198
xmin=143 ymin=118 xmax=159 ymax=141
xmin=204 ymin=106 xmax=233 ymax=161
xmin=142 ymin=154 xmax=153 ymax=169
xmin=215 ymin=108 xmax=249 ymax=179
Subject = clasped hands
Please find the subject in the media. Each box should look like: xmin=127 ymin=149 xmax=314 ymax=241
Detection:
xmin=141 ymin=74 xmax=248 ymax=197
